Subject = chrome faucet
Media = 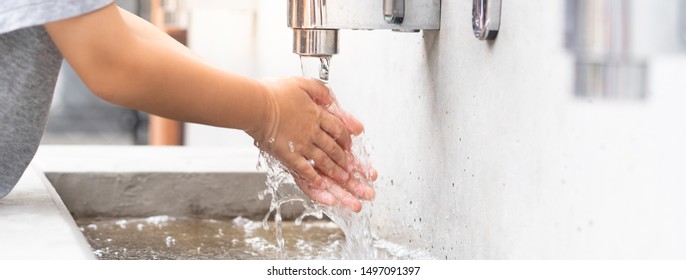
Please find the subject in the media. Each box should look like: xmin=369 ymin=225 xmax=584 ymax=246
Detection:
xmin=566 ymin=0 xmax=685 ymax=99
xmin=566 ymin=0 xmax=646 ymax=99
xmin=288 ymin=0 xmax=441 ymax=57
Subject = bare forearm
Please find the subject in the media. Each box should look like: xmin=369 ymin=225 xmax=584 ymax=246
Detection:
xmin=107 ymin=39 xmax=271 ymax=132
xmin=46 ymin=4 xmax=269 ymax=132
xmin=117 ymin=7 xmax=204 ymax=63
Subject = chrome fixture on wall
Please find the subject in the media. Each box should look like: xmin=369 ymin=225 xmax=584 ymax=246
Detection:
xmin=566 ymin=0 xmax=685 ymax=99
xmin=383 ymin=0 xmax=405 ymax=24
xmin=472 ymin=0 xmax=502 ymax=40
xmin=287 ymin=0 xmax=441 ymax=57
xmin=566 ymin=0 xmax=646 ymax=99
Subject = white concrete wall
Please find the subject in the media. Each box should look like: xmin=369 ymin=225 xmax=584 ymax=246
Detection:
xmin=185 ymin=1 xmax=686 ymax=258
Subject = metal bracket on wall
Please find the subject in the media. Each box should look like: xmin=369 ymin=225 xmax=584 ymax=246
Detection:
xmin=472 ymin=0 xmax=502 ymax=40
xmin=383 ymin=0 xmax=405 ymax=24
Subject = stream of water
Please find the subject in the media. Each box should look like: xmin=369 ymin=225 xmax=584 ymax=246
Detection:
xmin=256 ymin=56 xmax=376 ymax=259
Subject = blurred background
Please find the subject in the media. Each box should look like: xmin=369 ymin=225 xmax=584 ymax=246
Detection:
xmin=39 ymin=0 xmax=686 ymax=258
xmin=41 ymin=0 xmax=288 ymax=149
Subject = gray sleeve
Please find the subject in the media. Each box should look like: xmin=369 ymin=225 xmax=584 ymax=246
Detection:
xmin=0 ymin=0 xmax=114 ymax=34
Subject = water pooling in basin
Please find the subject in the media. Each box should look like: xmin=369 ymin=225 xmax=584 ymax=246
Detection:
xmin=77 ymin=216 xmax=421 ymax=260
xmin=256 ymin=56 xmax=377 ymax=259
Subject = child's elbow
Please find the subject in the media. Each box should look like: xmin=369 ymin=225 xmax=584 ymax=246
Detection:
xmin=88 ymin=79 xmax=121 ymax=104
xmin=80 ymin=60 xmax=137 ymax=107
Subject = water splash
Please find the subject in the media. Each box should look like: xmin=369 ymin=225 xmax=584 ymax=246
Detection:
xmin=257 ymin=135 xmax=375 ymax=259
xmin=256 ymin=55 xmax=377 ymax=259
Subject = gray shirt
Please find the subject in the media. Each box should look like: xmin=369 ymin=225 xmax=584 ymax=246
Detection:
xmin=0 ymin=0 xmax=113 ymax=199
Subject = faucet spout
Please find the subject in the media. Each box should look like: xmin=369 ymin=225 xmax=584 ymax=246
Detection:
xmin=293 ymin=29 xmax=338 ymax=57
xmin=288 ymin=0 xmax=440 ymax=56
xmin=288 ymin=0 xmax=439 ymax=30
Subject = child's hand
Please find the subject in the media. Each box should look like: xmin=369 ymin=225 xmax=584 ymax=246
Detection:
xmin=296 ymin=161 xmax=378 ymax=213
xmin=247 ymin=77 xmax=353 ymax=189
xmin=247 ymin=77 xmax=378 ymax=212
xmin=315 ymin=99 xmax=378 ymax=212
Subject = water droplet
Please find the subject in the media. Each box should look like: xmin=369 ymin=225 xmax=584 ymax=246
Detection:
xmin=165 ymin=236 xmax=176 ymax=247
xmin=319 ymin=57 xmax=330 ymax=81
xmin=115 ymin=220 xmax=127 ymax=229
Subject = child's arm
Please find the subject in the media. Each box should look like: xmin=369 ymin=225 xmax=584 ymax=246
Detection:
xmin=116 ymin=6 xmax=204 ymax=63
xmin=44 ymin=3 xmax=373 ymax=210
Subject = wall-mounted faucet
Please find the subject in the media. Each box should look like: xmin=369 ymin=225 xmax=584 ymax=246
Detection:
xmin=566 ymin=0 xmax=646 ymax=99
xmin=566 ymin=0 xmax=685 ymax=99
xmin=288 ymin=0 xmax=441 ymax=57
xmin=472 ymin=0 xmax=502 ymax=40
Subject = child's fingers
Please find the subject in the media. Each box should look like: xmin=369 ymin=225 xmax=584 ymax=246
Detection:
xmin=343 ymin=178 xmax=375 ymax=201
xmin=338 ymin=109 xmax=365 ymax=136
xmin=370 ymin=167 xmax=378 ymax=181
xmin=296 ymin=178 xmax=336 ymax=206
xmin=320 ymin=111 xmax=352 ymax=150
xmin=297 ymin=78 xmax=335 ymax=106
xmin=291 ymin=156 xmax=324 ymax=189
xmin=324 ymin=180 xmax=363 ymax=212
xmin=303 ymin=147 xmax=350 ymax=184
xmin=327 ymin=103 xmax=365 ymax=136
